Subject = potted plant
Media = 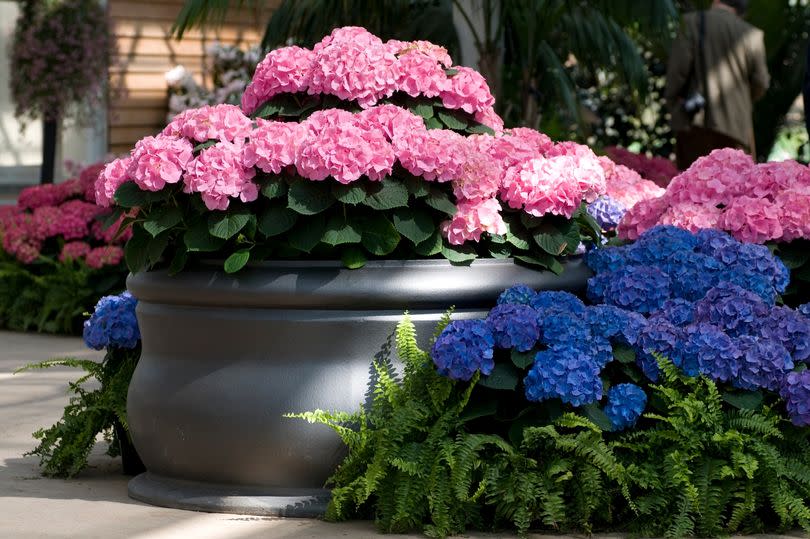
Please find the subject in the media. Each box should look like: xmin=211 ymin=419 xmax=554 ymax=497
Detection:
xmin=98 ymin=27 xmax=610 ymax=515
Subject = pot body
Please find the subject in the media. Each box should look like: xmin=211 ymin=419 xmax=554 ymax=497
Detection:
xmin=126 ymin=258 xmax=590 ymax=515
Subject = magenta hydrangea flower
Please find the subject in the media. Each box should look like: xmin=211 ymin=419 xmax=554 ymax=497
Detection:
xmin=241 ymin=46 xmax=315 ymax=115
xmin=95 ymin=157 xmax=132 ymax=207
xmin=242 ymin=119 xmax=304 ymax=174
xmin=59 ymin=241 xmax=92 ymax=263
xmin=441 ymin=198 xmax=506 ymax=245
xmin=85 ymin=246 xmax=124 ymax=269
xmin=128 ymin=136 xmax=193 ymax=192
xmin=183 ymin=139 xmax=257 ymax=210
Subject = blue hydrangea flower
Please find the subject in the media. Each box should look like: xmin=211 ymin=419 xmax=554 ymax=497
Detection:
xmin=758 ymin=306 xmax=810 ymax=363
xmin=733 ymin=336 xmax=793 ymax=392
xmin=620 ymin=311 xmax=648 ymax=346
xmin=694 ymin=228 xmax=738 ymax=255
xmin=637 ymin=320 xmax=684 ymax=381
xmin=665 ymin=251 xmax=724 ymax=301
xmin=722 ymin=268 xmax=778 ymax=305
xmin=530 ymin=290 xmax=586 ymax=316
xmin=587 ymin=196 xmax=626 ymax=230
xmin=598 ymin=266 xmax=672 ymax=314
xmin=798 ymin=303 xmax=810 ymax=318
xmin=524 ymin=346 xmax=603 ymax=407
xmin=486 ymin=304 xmax=540 ymax=352
xmin=714 ymin=243 xmax=789 ymax=296
xmin=650 ymin=298 xmax=695 ymax=327
xmin=587 ymin=305 xmax=634 ymax=340
xmin=781 ymin=370 xmax=810 ymax=427
xmin=604 ymin=383 xmax=647 ymax=431
xmin=82 ymin=292 xmax=140 ymax=350
xmin=693 ymin=282 xmax=769 ymax=337
xmin=586 ymin=247 xmax=630 ymax=275
xmin=683 ymin=323 xmax=740 ymax=383
xmin=539 ymin=311 xmax=592 ymax=347
xmin=431 ymin=320 xmax=495 ymax=381
xmin=496 ymin=284 xmax=537 ymax=306
xmin=625 ymin=225 xmax=699 ymax=267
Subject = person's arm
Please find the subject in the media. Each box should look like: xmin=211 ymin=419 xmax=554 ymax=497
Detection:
xmin=748 ymin=28 xmax=770 ymax=101
xmin=665 ymin=17 xmax=695 ymax=112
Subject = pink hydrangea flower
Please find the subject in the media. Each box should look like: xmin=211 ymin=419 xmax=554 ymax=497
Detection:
xmin=600 ymin=157 xmax=665 ymax=209
xmin=78 ymin=161 xmax=108 ymax=202
xmin=667 ymin=148 xmax=755 ymax=205
xmin=393 ymin=127 xmax=467 ymax=182
xmin=544 ymin=142 xmax=606 ymax=203
xmin=183 ymin=139 xmax=258 ymax=210
xmin=439 ymin=66 xmax=495 ymax=115
xmin=242 ymin=119 xmax=304 ymax=174
xmin=91 ymin=213 xmax=132 ymax=244
xmin=163 ymin=104 xmax=253 ymax=142
xmin=719 ymin=196 xmax=783 ymax=243
xmin=31 ymin=206 xmax=62 ymax=240
xmin=241 ymin=46 xmax=315 ymax=115
xmin=392 ymin=49 xmax=448 ymax=98
xmin=17 ymin=183 xmax=68 ymax=210
xmin=386 ymin=39 xmax=452 ymax=67
xmin=659 ymin=203 xmax=722 ymax=232
xmin=128 ymin=136 xmax=193 ymax=192
xmin=59 ymin=241 xmax=91 ymax=262
xmin=776 ymin=191 xmax=810 ymax=242
xmin=617 ymin=196 xmax=670 ymax=241
xmin=95 ymin=157 xmax=132 ymax=207
xmin=452 ymin=147 xmax=500 ymax=201
xmin=501 ymin=156 xmax=585 ymax=218
xmin=357 ymin=104 xmax=425 ymax=141
xmin=441 ymin=197 xmax=506 ymax=244
xmin=85 ymin=246 xmax=124 ymax=269
xmin=295 ymin=111 xmax=395 ymax=183
xmin=473 ymin=106 xmax=504 ymax=133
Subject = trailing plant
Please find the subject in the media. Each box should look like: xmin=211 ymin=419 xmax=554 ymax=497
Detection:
xmin=17 ymin=292 xmax=141 ymax=477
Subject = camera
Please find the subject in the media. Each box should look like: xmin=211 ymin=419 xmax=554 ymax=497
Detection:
xmin=683 ymin=92 xmax=706 ymax=115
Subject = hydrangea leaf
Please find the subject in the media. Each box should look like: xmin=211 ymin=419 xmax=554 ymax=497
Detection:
xmin=613 ymin=343 xmax=637 ymax=364
xmin=414 ymin=230 xmax=443 ymax=257
xmin=260 ymin=176 xmax=288 ymax=200
xmin=362 ymin=178 xmax=409 ymax=210
xmin=425 ymin=116 xmax=443 ymax=130
xmin=479 ymin=363 xmax=519 ymax=391
xmin=124 ymin=226 xmax=151 ymax=273
xmin=404 ymin=176 xmax=430 ymax=198
xmin=322 ymin=215 xmax=362 ymax=246
xmin=467 ymin=123 xmax=495 ymax=135
xmin=392 ymin=208 xmax=435 ymax=245
xmin=723 ymin=390 xmax=764 ymax=410
xmin=252 ymin=101 xmax=280 ymax=119
xmin=114 ymin=182 xmax=169 ymax=209
xmin=99 ymin=207 xmax=124 ymax=229
xmin=410 ymin=102 xmax=434 ymax=119
xmin=192 ymin=140 xmax=217 ymax=153
xmin=458 ymin=399 xmax=498 ymax=423
xmin=184 ymin=219 xmax=226 ymax=252
xmin=437 ymin=109 xmax=468 ymax=130
xmin=532 ymin=220 xmax=581 ymax=256
xmin=258 ymin=204 xmax=298 ymax=237
xmin=341 ymin=246 xmax=367 ymax=269
xmin=224 ymin=249 xmax=251 ymax=274
xmin=288 ymin=214 xmax=327 ymax=253
xmin=360 ymin=215 xmax=400 ymax=256
xmin=146 ymin=232 xmax=170 ymax=266
xmin=332 ymin=183 xmax=368 ymax=205
xmin=143 ymin=206 xmax=183 ymax=238
xmin=424 ymin=187 xmax=457 ymax=216
xmin=515 ymin=254 xmax=564 ymax=274
xmin=441 ymin=243 xmax=477 ymax=264
xmin=208 ymin=210 xmax=251 ymax=239
xmin=582 ymin=403 xmax=614 ymax=431
xmin=168 ymin=248 xmax=188 ymax=276
xmin=511 ymin=350 xmax=535 ymax=369
xmin=505 ymin=229 xmax=531 ymax=250
xmin=288 ymin=181 xmax=335 ymax=215
xmin=489 ymin=243 xmax=512 ymax=259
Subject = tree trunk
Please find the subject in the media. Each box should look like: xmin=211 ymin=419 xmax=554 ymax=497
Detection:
xmin=40 ymin=119 xmax=57 ymax=185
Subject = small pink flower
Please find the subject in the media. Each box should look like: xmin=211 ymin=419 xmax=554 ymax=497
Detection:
xmin=452 ymin=147 xmax=500 ymax=201
xmin=473 ymin=106 xmax=504 ymax=133
xmin=357 ymin=104 xmax=425 ymax=141
xmin=776 ymin=191 xmax=810 ymax=242
xmin=501 ymin=156 xmax=585 ymax=219
xmin=386 ymin=39 xmax=452 ymax=67
xmin=163 ymin=104 xmax=253 ymax=142
xmin=600 ymin=157 xmax=665 ymax=209
xmin=393 ymin=127 xmax=467 ymax=182
xmin=441 ymin=198 xmax=506 ymax=245
xmin=95 ymin=157 xmax=132 ymax=207
xmin=184 ymin=139 xmax=257 ymax=211
xmin=128 ymin=136 xmax=193 ymax=192
xmin=392 ymin=50 xmax=448 ymax=98
xmin=659 ymin=203 xmax=722 ymax=232
xmin=617 ymin=196 xmax=670 ymax=241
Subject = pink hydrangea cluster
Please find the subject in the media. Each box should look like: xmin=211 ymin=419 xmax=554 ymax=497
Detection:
xmin=393 ymin=127 xmax=467 ymax=182
xmin=441 ymin=198 xmax=506 ymax=245
xmin=242 ymin=119 xmax=303 ymax=175
xmin=129 ymin=136 xmax=194 ymax=192
xmin=240 ymin=27 xmax=500 ymax=129
xmin=619 ymin=148 xmax=810 ymax=243
xmin=59 ymin=241 xmax=91 ymax=262
xmin=85 ymin=246 xmax=124 ymax=269
xmin=162 ymin=104 xmax=253 ymax=142
xmin=599 ymin=156 xmax=665 ymax=209
xmin=605 ymin=146 xmax=679 ymax=188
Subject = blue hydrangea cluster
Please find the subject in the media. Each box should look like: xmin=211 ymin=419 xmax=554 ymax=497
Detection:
xmin=525 ymin=346 xmax=603 ymax=407
xmin=781 ymin=370 xmax=810 ymax=427
xmin=587 ymin=196 xmax=626 ymax=230
xmin=82 ymin=292 xmax=140 ymax=350
xmin=604 ymin=384 xmax=647 ymax=431
xmin=431 ymin=320 xmax=495 ymax=381
xmin=486 ymin=304 xmax=540 ymax=352
xmin=530 ymin=290 xmax=586 ymax=315
xmin=496 ymin=284 xmax=537 ymax=306
xmin=588 ymin=266 xmax=671 ymax=314
xmin=734 ymin=336 xmax=794 ymax=392
xmin=799 ymin=303 xmax=810 ymax=318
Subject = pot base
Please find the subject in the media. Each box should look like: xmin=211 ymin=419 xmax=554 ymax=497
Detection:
xmin=128 ymin=472 xmax=330 ymax=517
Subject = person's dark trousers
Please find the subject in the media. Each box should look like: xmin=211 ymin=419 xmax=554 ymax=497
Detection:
xmin=804 ymin=42 xmax=810 ymax=137
xmin=675 ymin=127 xmax=748 ymax=170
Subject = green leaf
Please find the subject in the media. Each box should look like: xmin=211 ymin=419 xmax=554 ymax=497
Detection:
xmin=613 ymin=343 xmax=636 ymax=364
xmin=424 ymin=187 xmax=456 ymax=215
xmin=143 ymin=206 xmax=183 ymax=237
xmin=425 ymin=116 xmax=442 ymax=130
xmin=488 ymin=243 xmax=512 ymax=259
xmin=441 ymin=243 xmax=477 ymax=264
xmin=410 ymin=102 xmax=434 ymax=119
xmin=444 ymin=68 xmax=459 ymax=76
xmin=515 ymin=254 xmax=564 ymax=274
xmin=208 ymin=210 xmax=251 ymax=239
xmin=332 ymin=183 xmax=367 ymax=205
xmin=224 ymin=249 xmax=251 ymax=274
xmin=511 ymin=349 xmax=535 ymax=369
xmin=193 ymin=140 xmax=217 ymax=153
xmin=99 ymin=208 xmax=124 ymax=230
xmin=322 ymin=215 xmax=362 ymax=246
xmin=404 ymin=176 xmax=430 ymax=198
xmin=437 ymin=110 xmax=468 ymax=130
xmin=146 ymin=233 xmax=170 ymax=266
xmin=360 ymin=215 xmax=400 ymax=256
xmin=287 ymin=181 xmax=335 ymax=215
xmin=288 ymin=214 xmax=326 ymax=253
xmin=582 ymin=403 xmax=614 ymax=432
xmin=168 ymin=248 xmax=187 ymax=275
xmin=114 ymin=182 xmax=168 ymax=209
xmin=362 ymin=178 xmax=409 ymax=210
xmin=467 ymin=123 xmax=496 ymax=135
xmin=413 ymin=230 xmax=443 ymax=257
xmin=252 ymin=101 xmax=280 ymax=118
xmin=258 ymin=204 xmax=298 ymax=237
xmin=261 ymin=177 xmax=288 ymax=200
xmin=723 ymin=390 xmax=764 ymax=410
xmin=184 ymin=220 xmax=226 ymax=252
xmin=505 ymin=229 xmax=531 ymax=250
xmin=392 ymin=208 xmax=434 ymax=245
xmin=532 ymin=220 xmax=581 ymax=256
xmin=458 ymin=399 xmax=498 ymax=423
xmin=124 ymin=227 xmax=151 ymax=273
xmin=479 ymin=362 xmax=519 ymax=391
xmin=341 ymin=246 xmax=367 ymax=269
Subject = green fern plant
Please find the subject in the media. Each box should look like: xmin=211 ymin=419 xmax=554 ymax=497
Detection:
xmin=16 ymin=346 xmax=140 ymax=477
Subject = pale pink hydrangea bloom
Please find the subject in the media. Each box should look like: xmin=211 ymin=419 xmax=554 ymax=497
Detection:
xmin=501 ymin=156 xmax=585 ymax=218
xmin=719 ymin=196 xmax=783 ymax=244
xmin=128 ymin=136 xmax=193 ymax=192
xmin=59 ymin=241 xmax=91 ymax=262
xmin=386 ymin=39 xmax=452 ymax=67
xmin=302 ymin=108 xmax=356 ymax=131
xmin=441 ymin=198 xmax=506 ymax=245
xmin=307 ymin=27 xmax=399 ymax=108
xmin=242 ymin=119 xmax=304 ymax=174
xmin=667 ymin=148 xmax=755 ymax=205
xmin=392 ymin=50 xmax=448 ymax=98
xmin=617 ymin=196 xmax=670 ymax=241
xmin=85 ymin=246 xmax=124 ymax=269
xmin=241 ymin=46 xmax=315 ymax=115
xmin=295 ymin=112 xmax=395 ymax=183
xmin=357 ymin=104 xmax=425 ymax=141
xmin=95 ymin=157 xmax=132 ymax=207
xmin=600 ymin=157 xmax=665 ymax=209
xmin=659 ymin=203 xmax=722 ymax=232
xmin=545 ymin=142 xmax=606 ymax=203
xmin=184 ymin=139 xmax=258 ymax=210
xmin=452 ymin=147 xmax=501 ymax=201
xmin=776 ymin=191 xmax=810 ymax=242
xmin=745 ymin=160 xmax=810 ymax=198
xmin=393 ymin=127 xmax=467 ymax=182
xmin=439 ymin=66 xmax=495 ymax=115
xmin=163 ymin=104 xmax=253 ymax=142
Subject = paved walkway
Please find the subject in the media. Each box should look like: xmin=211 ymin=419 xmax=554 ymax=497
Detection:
xmin=0 ymin=330 xmax=806 ymax=539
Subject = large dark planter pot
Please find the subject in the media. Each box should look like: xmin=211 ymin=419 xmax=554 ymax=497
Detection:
xmin=126 ymin=258 xmax=590 ymax=517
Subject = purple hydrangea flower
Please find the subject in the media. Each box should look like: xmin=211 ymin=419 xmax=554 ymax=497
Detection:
xmin=604 ymin=383 xmax=647 ymax=430
xmin=530 ymin=290 xmax=587 ymax=316
xmin=693 ymin=282 xmax=769 ymax=337
xmin=431 ymin=320 xmax=495 ymax=381
xmin=587 ymin=196 xmax=626 ymax=230
xmin=665 ymin=251 xmax=724 ymax=301
xmin=486 ymin=304 xmax=540 ymax=352
xmin=682 ymin=323 xmax=740 ymax=382
xmin=694 ymin=228 xmax=738 ymax=255
xmin=758 ymin=306 xmax=810 ymax=363
xmin=524 ymin=346 xmax=603 ymax=406
xmin=734 ymin=336 xmax=793 ymax=392
xmin=596 ymin=265 xmax=672 ymax=314
xmin=650 ymin=298 xmax=695 ymax=327
xmin=798 ymin=303 xmax=810 ymax=318
xmin=637 ymin=320 xmax=684 ymax=381
xmin=82 ymin=292 xmax=140 ymax=350
xmin=781 ymin=370 xmax=810 ymax=426
xmin=496 ymin=284 xmax=537 ymax=306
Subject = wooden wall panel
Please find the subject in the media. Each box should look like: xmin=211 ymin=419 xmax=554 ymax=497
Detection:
xmin=107 ymin=0 xmax=275 ymax=154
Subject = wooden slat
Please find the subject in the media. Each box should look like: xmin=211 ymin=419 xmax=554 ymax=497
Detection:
xmin=110 ymin=2 xmax=259 ymax=24
xmin=112 ymin=20 xmax=262 ymax=41
xmin=110 ymin=108 xmax=169 ymax=127
xmin=110 ymin=126 xmax=164 ymax=145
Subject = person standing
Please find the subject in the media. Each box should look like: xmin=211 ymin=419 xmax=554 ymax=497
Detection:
xmin=666 ymin=0 xmax=770 ymax=169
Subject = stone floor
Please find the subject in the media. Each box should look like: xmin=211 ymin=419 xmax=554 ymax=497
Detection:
xmin=0 ymin=330 xmax=806 ymax=539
